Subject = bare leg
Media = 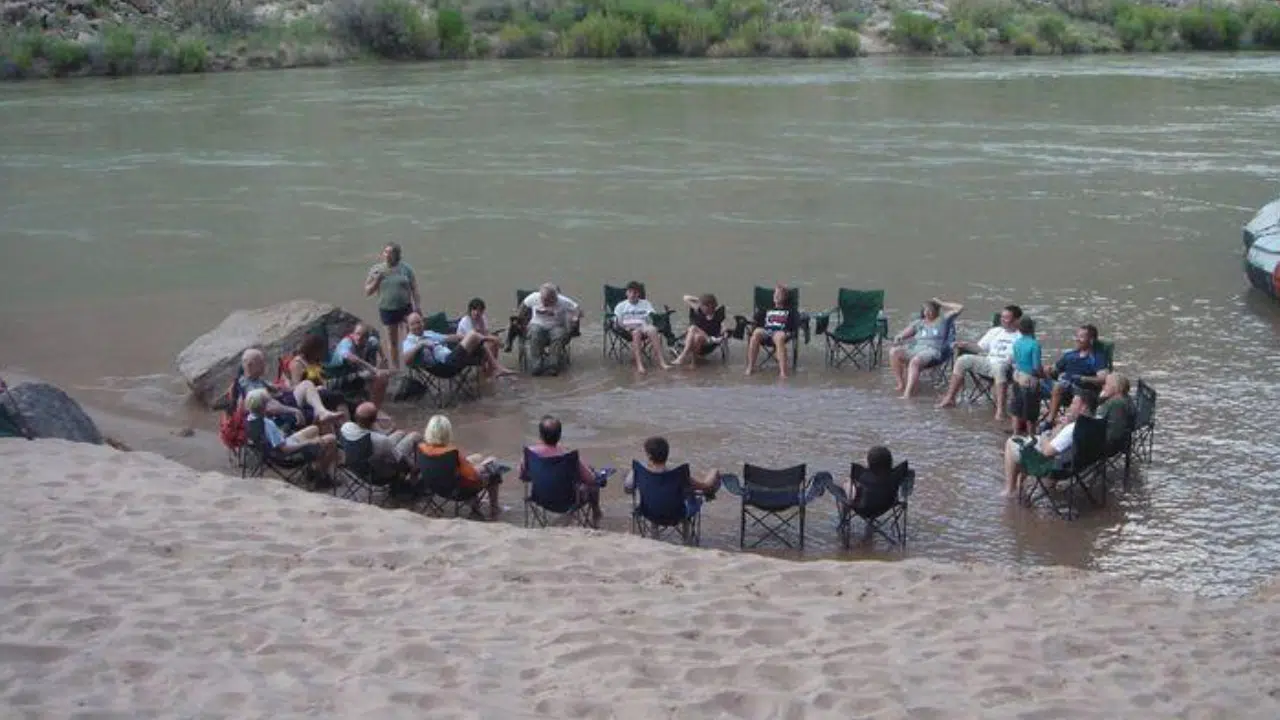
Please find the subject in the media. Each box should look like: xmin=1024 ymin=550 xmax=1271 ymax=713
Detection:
xmin=386 ymin=323 xmax=403 ymax=370
xmin=369 ymin=371 xmax=389 ymax=406
xmin=993 ymin=381 xmax=1008 ymax=421
xmin=293 ymin=380 xmax=341 ymax=423
xmin=890 ymin=347 xmax=907 ymax=392
xmin=672 ymin=327 xmax=696 ymax=366
xmin=772 ymin=331 xmax=789 ymax=378
xmin=902 ymin=356 xmax=924 ymax=399
xmin=1002 ymin=437 xmax=1021 ymax=496
xmin=646 ymin=326 xmax=670 ymax=370
xmin=630 ymin=328 xmax=647 ymax=374
xmin=1044 ymin=383 xmax=1064 ymax=422
xmin=937 ymin=370 xmax=964 ymax=408
xmin=744 ymin=328 xmax=765 ymax=376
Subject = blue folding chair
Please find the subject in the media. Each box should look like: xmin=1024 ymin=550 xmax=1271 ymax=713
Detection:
xmin=521 ymin=448 xmax=612 ymax=528
xmin=628 ymin=461 xmax=708 ymax=546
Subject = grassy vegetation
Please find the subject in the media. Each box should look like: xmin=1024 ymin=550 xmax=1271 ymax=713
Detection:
xmin=2 ymin=0 xmax=1280 ymax=79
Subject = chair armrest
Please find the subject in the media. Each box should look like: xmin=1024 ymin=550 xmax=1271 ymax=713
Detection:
xmin=813 ymin=308 xmax=838 ymax=336
xmin=877 ymin=315 xmax=889 ymax=339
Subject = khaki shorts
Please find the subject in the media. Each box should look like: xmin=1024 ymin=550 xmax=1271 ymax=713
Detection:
xmin=954 ymin=354 xmax=1009 ymax=385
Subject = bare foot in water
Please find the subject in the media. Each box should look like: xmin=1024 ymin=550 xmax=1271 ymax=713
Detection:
xmin=936 ymin=399 xmax=956 ymax=409
xmin=894 ymin=382 xmax=905 ymax=393
xmin=899 ymin=392 xmax=913 ymax=400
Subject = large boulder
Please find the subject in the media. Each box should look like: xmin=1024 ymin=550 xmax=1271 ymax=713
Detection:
xmin=2 ymin=382 xmax=103 ymax=444
xmin=177 ymin=300 xmax=363 ymax=407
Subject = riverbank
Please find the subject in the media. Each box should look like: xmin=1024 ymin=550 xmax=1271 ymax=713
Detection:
xmin=2 ymin=0 xmax=1279 ymax=80
xmin=1 ymin=437 xmax=1278 ymax=716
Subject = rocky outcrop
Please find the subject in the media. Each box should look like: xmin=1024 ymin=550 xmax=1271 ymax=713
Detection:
xmin=177 ymin=300 xmax=362 ymax=407
xmin=2 ymin=382 xmax=103 ymax=445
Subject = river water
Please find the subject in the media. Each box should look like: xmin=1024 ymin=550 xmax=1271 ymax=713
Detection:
xmin=2 ymin=56 xmax=1279 ymax=596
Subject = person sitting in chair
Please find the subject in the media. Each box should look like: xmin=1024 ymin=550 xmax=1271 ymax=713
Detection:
xmin=522 ymin=284 xmax=582 ymax=376
xmin=745 ymin=284 xmax=800 ymax=379
xmin=401 ymin=312 xmax=494 ymax=374
xmin=672 ymin=293 xmax=726 ymax=367
xmin=284 ymin=335 xmax=352 ymax=419
xmin=339 ymin=401 xmax=421 ymax=477
xmin=1040 ymin=324 xmax=1108 ymax=427
xmin=623 ymin=436 xmax=721 ymax=495
xmin=456 ymin=298 xmax=517 ymax=377
xmin=937 ymin=304 xmax=1022 ymax=420
xmin=1002 ymin=388 xmax=1098 ymax=497
xmin=330 ymin=323 xmax=390 ymax=406
xmin=889 ymin=298 xmax=963 ymax=399
xmin=245 ymin=388 xmax=339 ymax=477
xmin=845 ymin=445 xmax=902 ymax=515
xmin=1097 ymin=372 xmax=1134 ymax=452
xmin=518 ymin=415 xmax=603 ymax=525
xmin=418 ymin=414 xmax=503 ymax=519
xmin=237 ymin=348 xmax=340 ymax=428
xmin=613 ymin=281 xmax=669 ymax=374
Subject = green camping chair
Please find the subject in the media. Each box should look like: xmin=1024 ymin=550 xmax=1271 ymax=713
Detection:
xmin=733 ymin=285 xmax=810 ymax=371
xmin=601 ymin=283 xmax=677 ymax=365
xmin=1018 ymin=416 xmax=1109 ymax=520
xmin=814 ymin=289 xmax=887 ymax=369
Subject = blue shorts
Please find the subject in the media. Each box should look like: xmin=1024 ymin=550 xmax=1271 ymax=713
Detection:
xmin=379 ymin=306 xmax=412 ymax=326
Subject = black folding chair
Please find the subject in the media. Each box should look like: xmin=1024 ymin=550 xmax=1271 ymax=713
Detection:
xmin=1132 ymin=379 xmax=1158 ymax=464
xmin=822 ymin=462 xmax=915 ymax=548
xmin=242 ymin=415 xmax=314 ymax=489
xmin=1019 ymin=416 xmax=1109 ymax=520
xmin=628 ymin=461 xmax=707 ymax=546
xmin=418 ymin=449 xmax=499 ymax=518
xmin=721 ymin=464 xmax=828 ymax=549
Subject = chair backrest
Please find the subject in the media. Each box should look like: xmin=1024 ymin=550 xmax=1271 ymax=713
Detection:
xmin=604 ymin=283 xmax=644 ymax=312
xmin=850 ymin=461 xmax=910 ymax=517
xmin=754 ymin=286 xmax=799 ymax=313
xmin=423 ymin=311 xmax=454 ymax=334
xmin=418 ymin=449 xmax=462 ymax=495
xmin=742 ymin=463 xmax=806 ymax=511
xmin=1135 ymin=379 xmax=1157 ymax=428
xmin=341 ymin=432 xmax=376 ymax=477
xmin=836 ymin=289 xmax=884 ymax=333
xmin=632 ymin=460 xmax=692 ymax=524
xmin=522 ymin=447 xmax=583 ymax=513
xmin=245 ymin=415 xmax=268 ymax=449
xmin=1071 ymin=415 xmax=1108 ymax=468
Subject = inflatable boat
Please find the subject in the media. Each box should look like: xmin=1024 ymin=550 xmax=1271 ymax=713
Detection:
xmin=1244 ymin=197 xmax=1280 ymax=299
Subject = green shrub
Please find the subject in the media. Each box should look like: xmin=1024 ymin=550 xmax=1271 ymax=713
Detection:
xmin=950 ymin=0 xmax=1016 ymax=30
xmin=647 ymin=2 xmax=724 ymax=56
xmin=1178 ymin=7 xmax=1244 ymax=50
xmin=549 ymin=8 xmax=581 ymax=31
xmin=711 ymin=0 xmax=768 ymax=31
xmin=1112 ymin=4 xmax=1177 ymax=51
xmin=890 ymin=11 xmax=940 ymax=52
xmin=330 ymin=0 xmax=437 ymax=59
xmin=170 ymin=0 xmax=259 ymax=34
xmin=176 ymin=36 xmax=208 ymax=72
xmin=495 ymin=23 xmax=547 ymax=57
xmin=1012 ymin=30 xmax=1038 ymax=54
xmin=45 ymin=37 xmax=90 ymax=76
xmin=436 ymin=7 xmax=470 ymax=56
xmin=1248 ymin=3 xmax=1280 ymax=48
xmin=954 ymin=19 xmax=987 ymax=54
xmin=834 ymin=11 xmax=865 ymax=30
xmin=559 ymin=12 xmax=651 ymax=57
xmin=101 ymin=25 xmax=139 ymax=75
xmin=1036 ymin=13 xmax=1067 ymax=50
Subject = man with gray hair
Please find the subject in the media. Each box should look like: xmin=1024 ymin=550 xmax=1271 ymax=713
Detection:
xmin=238 ymin=348 xmax=342 ymax=428
xmin=521 ymin=283 xmax=582 ymax=376
xmin=244 ymin=388 xmax=339 ymax=475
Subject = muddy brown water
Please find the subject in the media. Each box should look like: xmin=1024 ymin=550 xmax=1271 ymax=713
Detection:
xmin=3 ymin=57 xmax=1280 ymax=596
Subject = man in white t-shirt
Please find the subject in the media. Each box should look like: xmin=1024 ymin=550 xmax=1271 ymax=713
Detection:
xmin=612 ymin=281 xmax=669 ymax=374
xmin=1001 ymin=389 xmax=1096 ymax=496
xmin=938 ymin=304 xmax=1023 ymax=420
xmin=522 ymin=283 xmax=582 ymax=376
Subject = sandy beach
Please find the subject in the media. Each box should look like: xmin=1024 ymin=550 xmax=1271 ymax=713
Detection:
xmin=2 ymin=438 xmax=1278 ymax=718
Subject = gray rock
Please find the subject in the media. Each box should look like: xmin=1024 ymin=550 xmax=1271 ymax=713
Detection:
xmin=176 ymin=299 xmax=363 ymax=407
xmin=3 ymin=382 xmax=103 ymax=445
